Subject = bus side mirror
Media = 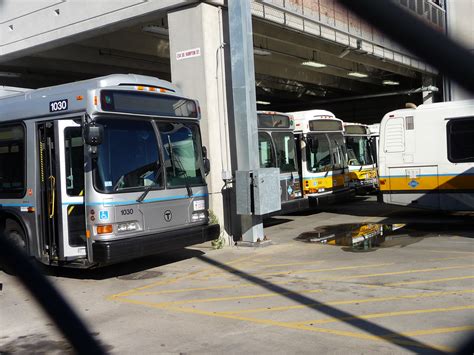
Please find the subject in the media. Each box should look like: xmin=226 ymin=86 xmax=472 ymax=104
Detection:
xmin=84 ymin=124 xmax=103 ymax=146
xmin=202 ymin=146 xmax=210 ymax=176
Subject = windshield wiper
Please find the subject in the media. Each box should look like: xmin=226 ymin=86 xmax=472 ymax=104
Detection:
xmin=136 ymin=163 xmax=162 ymax=203
xmin=167 ymin=136 xmax=193 ymax=198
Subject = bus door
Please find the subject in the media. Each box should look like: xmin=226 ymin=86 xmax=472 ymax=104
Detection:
xmin=38 ymin=119 xmax=86 ymax=263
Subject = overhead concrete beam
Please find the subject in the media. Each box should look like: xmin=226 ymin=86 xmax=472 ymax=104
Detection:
xmin=253 ymin=20 xmax=420 ymax=78
xmin=0 ymin=0 xmax=197 ymax=62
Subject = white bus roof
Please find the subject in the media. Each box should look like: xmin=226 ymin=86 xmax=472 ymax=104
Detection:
xmin=288 ymin=109 xmax=343 ymax=133
xmin=0 ymin=86 xmax=32 ymax=98
xmin=0 ymin=74 xmax=186 ymax=123
xmin=383 ymin=99 xmax=474 ymax=120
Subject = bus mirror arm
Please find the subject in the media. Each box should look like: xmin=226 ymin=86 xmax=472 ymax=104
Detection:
xmin=84 ymin=124 xmax=104 ymax=146
xmin=202 ymin=146 xmax=210 ymax=176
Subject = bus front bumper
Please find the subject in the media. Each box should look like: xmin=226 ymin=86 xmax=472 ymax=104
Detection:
xmin=91 ymin=223 xmax=220 ymax=265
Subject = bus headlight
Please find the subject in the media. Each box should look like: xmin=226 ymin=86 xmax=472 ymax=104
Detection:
xmin=192 ymin=211 xmax=207 ymax=222
xmin=116 ymin=221 xmax=139 ymax=233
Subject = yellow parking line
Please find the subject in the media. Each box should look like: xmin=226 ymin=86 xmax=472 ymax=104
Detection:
xmin=111 ymin=297 xmax=453 ymax=352
xmin=136 ymin=289 xmax=322 ymax=306
xmin=326 ymin=264 xmax=473 ymax=282
xmin=255 ymin=263 xmax=394 ymax=277
xmin=135 ymin=279 xmax=306 ymax=296
xmin=260 ymin=260 xmax=325 ymax=268
xmin=198 ymin=262 xmax=393 ymax=280
xmin=417 ymin=249 xmax=474 ymax=255
xmin=221 ymin=289 xmax=474 ymax=315
xmin=385 ymin=275 xmax=474 ymax=287
xmin=391 ymin=325 xmax=474 ymax=337
xmin=427 ymin=255 xmax=474 ymax=261
xmin=290 ymin=305 xmax=474 ymax=326
xmin=107 ymin=253 xmax=265 ymax=299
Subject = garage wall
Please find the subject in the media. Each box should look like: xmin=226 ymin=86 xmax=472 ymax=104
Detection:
xmin=0 ymin=0 xmax=200 ymax=61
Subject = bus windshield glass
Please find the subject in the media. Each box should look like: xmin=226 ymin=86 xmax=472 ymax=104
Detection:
xmin=101 ymin=90 xmax=198 ymax=118
xmin=258 ymin=132 xmax=275 ymax=168
xmin=157 ymin=122 xmax=205 ymax=188
xmin=346 ymin=135 xmax=374 ymax=166
xmin=94 ymin=119 xmax=161 ymax=193
xmin=306 ymin=133 xmax=332 ymax=173
xmin=273 ymin=132 xmax=298 ymax=173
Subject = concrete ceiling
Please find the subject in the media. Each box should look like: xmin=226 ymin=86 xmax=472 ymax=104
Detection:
xmin=0 ymin=14 xmax=436 ymax=123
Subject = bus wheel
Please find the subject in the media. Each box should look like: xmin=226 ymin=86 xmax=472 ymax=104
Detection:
xmin=4 ymin=219 xmax=27 ymax=252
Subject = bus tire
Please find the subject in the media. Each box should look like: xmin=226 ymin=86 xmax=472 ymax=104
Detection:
xmin=4 ymin=219 xmax=27 ymax=252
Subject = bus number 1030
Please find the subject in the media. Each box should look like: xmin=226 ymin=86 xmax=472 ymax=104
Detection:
xmin=49 ymin=99 xmax=68 ymax=112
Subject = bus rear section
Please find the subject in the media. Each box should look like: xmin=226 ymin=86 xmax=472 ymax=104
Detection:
xmin=378 ymin=100 xmax=474 ymax=211
xmin=290 ymin=110 xmax=351 ymax=206
xmin=257 ymin=111 xmax=305 ymax=214
xmin=344 ymin=122 xmax=377 ymax=194
xmin=0 ymin=74 xmax=220 ymax=267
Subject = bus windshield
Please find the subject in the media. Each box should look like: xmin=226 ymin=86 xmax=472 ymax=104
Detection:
xmin=306 ymin=133 xmax=332 ymax=173
xmin=346 ymin=135 xmax=374 ymax=166
xmin=95 ymin=118 xmax=161 ymax=193
xmin=157 ymin=122 xmax=205 ymax=188
xmin=94 ymin=118 xmax=204 ymax=193
xmin=272 ymin=132 xmax=298 ymax=173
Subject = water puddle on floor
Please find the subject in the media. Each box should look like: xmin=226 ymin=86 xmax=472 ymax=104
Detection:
xmin=295 ymin=223 xmax=416 ymax=251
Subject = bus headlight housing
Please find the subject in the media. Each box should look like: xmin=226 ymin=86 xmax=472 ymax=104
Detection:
xmin=191 ymin=211 xmax=207 ymax=222
xmin=116 ymin=221 xmax=140 ymax=233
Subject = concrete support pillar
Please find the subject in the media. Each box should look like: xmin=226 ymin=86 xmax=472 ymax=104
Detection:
xmin=168 ymin=3 xmax=232 ymax=245
xmin=228 ymin=1 xmax=264 ymax=243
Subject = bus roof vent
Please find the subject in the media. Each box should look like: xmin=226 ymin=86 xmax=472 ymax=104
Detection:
xmin=384 ymin=117 xmax=405 ymax=153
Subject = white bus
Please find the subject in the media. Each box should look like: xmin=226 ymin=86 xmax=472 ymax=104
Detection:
xmin=257 ymin=111 xmax=305 ymax=213
xmin=378 ymin=99 xmax=474 ymax=210
xmin=0 ymin=74 xmax=219 ymax=267
xmin=290 ymin=109 xmax=351 ymax=205
xmin=344 ymin=122 xmax=377 ymax=193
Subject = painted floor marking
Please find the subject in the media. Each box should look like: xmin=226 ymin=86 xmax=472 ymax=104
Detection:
xmin=112 ymin=297 xmax=453 ymax=353
xmin=290 ymin=305 xmax=474 ymax=326
xmin=108 ymin=253 xmax=266 ymax=299
xmin=220 ymin=289 xmax=474 ymax=315
xmin=322 ymin=264 xmax=473 ymax=282
xmin=134 ymin=289 xmax=323 ymax=307
xmin=384 ymin=275 xmax=474 ymax=287
xmin=134 ymin=279 xmax=306 ymax=296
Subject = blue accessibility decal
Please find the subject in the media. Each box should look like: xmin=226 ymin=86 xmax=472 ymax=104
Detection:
xmin=99 ymin=210 xmax=109 ymax=220
xmin=408 ymin=180 xmax=419 ymax=188
xmin=287 ymin=186 xmax=293 ymax=195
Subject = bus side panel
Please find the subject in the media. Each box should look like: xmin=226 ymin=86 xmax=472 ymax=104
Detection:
xmin=388 ymin=166 xmax=440 ymax=209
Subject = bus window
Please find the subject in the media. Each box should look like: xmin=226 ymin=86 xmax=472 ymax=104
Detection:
xmin=328 ymin=133 xmax=346 ymax=170
xmin=272 ymin=132 xmax=297 ymax=173
xmin=306 ymin=134 xmax=332 ymax=173
xmin=258 ymin=132 xmax=275 ymax=168
xmin=346 ymin=136 xmax=374 ymax=166
xmin=65 ymin=127 xmax=84 ymax=196
xmin=447 ymin=117 xmax=474 ymax=163
xmin=95 ymin=119 xmax=161 ymax=193
xmin=157 ymin=122 xmax=205 ymax=188
xmin=0 ymin=124 xmax=25 ymax=198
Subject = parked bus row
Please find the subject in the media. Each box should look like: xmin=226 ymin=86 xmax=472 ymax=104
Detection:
xmin=257 ymin=110 xmax=378 ymax=214
xmin=1 ymin=74 xmax=472 ymax=268
xmin=0 ymin=74 xmax=219 ymax=268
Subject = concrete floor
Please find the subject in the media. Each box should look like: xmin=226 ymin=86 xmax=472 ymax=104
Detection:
xmin=1 ymin=196 xmax=473 ymax=354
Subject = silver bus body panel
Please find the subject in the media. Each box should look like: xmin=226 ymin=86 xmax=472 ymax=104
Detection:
xmin=379 ymin=99 xmax=474 ymax=211
xmin=0 ymin=74 xmax=216 ymax=267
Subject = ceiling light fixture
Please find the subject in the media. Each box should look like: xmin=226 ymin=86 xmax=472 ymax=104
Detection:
xmin=0 ymin=72 xmax=22 ymax=78
xmin=301 ymin=61 xmax=327 ymax=68
xmin=256 ymin=100 xmax=271 ymax=105
xmin=254 ymin=48 xmax=272 ymax=56
xmin=382 ymin=80 xmax=400 ymax=85
xmin=348 ymin=71 xmax=368 ymax=78
xmin=142 ymin=25 xmax=169 ymax=36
